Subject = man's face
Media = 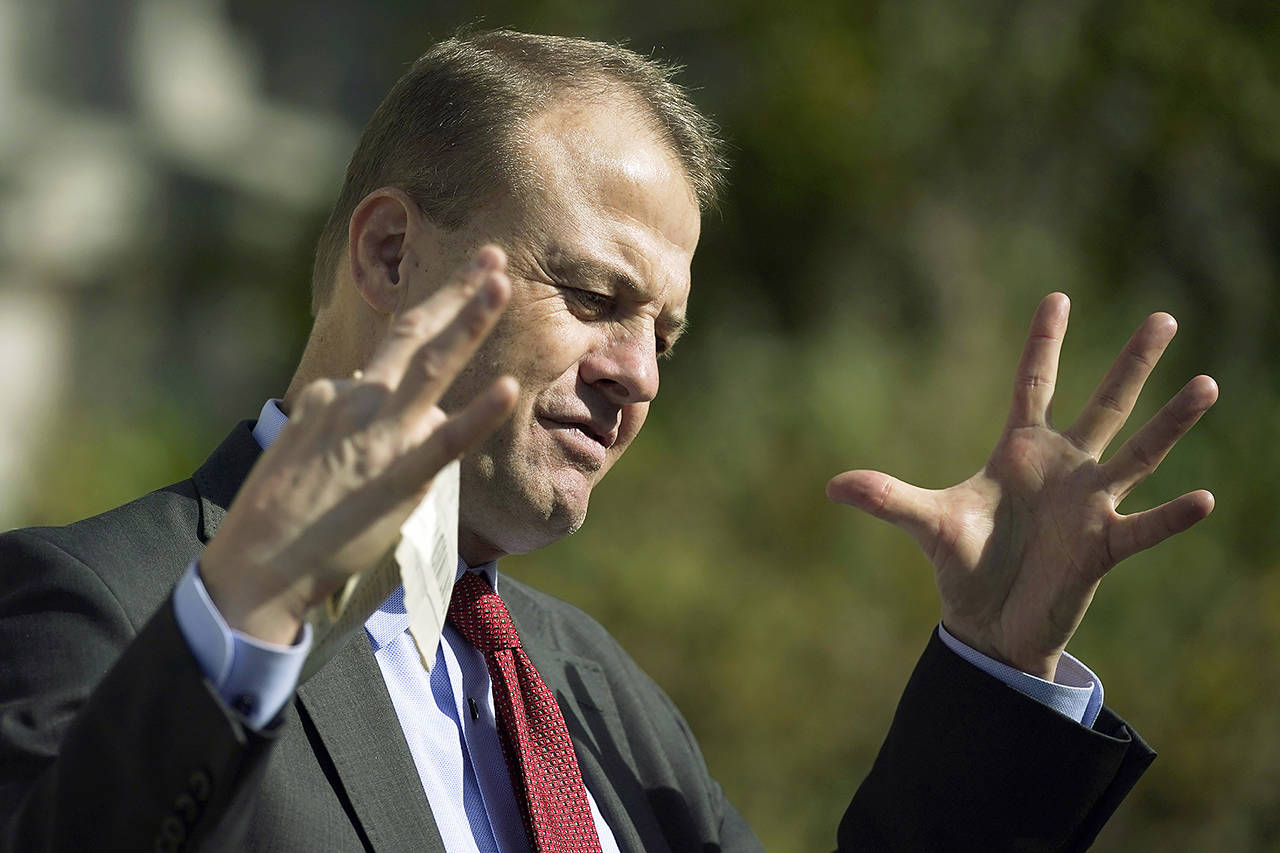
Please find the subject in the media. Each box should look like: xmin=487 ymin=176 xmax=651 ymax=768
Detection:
xmin=422 ymin=97 xmax=701 ymax=563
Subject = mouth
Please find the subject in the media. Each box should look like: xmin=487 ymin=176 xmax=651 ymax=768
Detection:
xmin=537 ymin=415 xmax=617 ymax=450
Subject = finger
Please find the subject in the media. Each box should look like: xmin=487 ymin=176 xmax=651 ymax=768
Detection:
xmin=297 ymin=379 xmax=516 ymax=550
xmin=385 ymin=268 xmax=511 ymax=423
xmin=1108 ymin=489 xmax=1215 ymax=564
xmin=826 ymin=470 xmax=940 ymax=544
xmin=1005 ymin=293 xmax=1070 ymax=430
xmin=1062 ymin=313 xmax=1177 ymax=456
xmin=290 ymin=378 xmax=339 ymax=421
xmin=390 ymin=377 xmax=519 ymax=491
xmin=1101 ymin=375 xmax=1218 ymax=498
xmin=361 ymin=245 xmax=506 ymax=388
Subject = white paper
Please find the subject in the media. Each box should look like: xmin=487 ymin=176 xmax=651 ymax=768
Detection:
xmin=397 ymin=458 xmax=459 ymax=671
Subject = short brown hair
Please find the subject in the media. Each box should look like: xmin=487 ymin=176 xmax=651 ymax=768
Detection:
xmin=310 ymin=29 xmax=728 ymax=312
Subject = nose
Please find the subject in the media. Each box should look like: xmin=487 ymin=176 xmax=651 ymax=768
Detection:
xmin=579 ymin=327 xmax=660 ymax=405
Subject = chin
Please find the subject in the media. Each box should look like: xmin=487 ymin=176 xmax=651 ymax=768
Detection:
xmin=465 ymin=479 xmax=592 ymax=559
xmin=526 ymin=481 xmax=591 ymax=546
xmin=549 ymin=466 xmax=598 ymax=518
xmin=483 ymin=508 xmax=587 ymax=557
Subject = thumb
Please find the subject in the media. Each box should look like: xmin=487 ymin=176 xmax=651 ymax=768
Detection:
xmin=826 ymin=470 xmax=939 ymax=542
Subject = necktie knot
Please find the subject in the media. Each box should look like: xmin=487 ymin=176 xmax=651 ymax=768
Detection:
xmin=448 ymin=571 xmax=522 ymax=652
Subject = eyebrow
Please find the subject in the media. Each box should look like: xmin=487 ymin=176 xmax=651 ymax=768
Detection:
xmin=545 ymin=251 xmax=689 ymax=339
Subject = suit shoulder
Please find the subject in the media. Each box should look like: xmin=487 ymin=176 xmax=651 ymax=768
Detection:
xmin=500 ymin=575 xmax=626 ymax=657
xmin=0 ymin=479 xmax=204 ymax=625
xmin=500 ymin=575 xmax=680 ymax=712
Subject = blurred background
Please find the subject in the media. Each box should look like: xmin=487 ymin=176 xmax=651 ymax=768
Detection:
xmin=2 ymin=0 xmax=1277 ymax=848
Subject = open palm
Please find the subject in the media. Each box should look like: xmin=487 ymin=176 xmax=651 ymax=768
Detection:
xmin=827 ymin=294 xmax=1218 ymax=679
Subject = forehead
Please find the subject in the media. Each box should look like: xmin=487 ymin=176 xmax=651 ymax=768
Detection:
xmin=512 ymin=96 xmax=702 ymax=312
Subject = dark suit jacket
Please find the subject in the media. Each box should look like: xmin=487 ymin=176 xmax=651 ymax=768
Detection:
xmin=0 ymin=422 xmax=1156 ymax=852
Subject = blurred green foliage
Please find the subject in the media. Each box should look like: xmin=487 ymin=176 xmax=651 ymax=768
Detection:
xmin=17 ymin=0 xmax=1280 ymax=849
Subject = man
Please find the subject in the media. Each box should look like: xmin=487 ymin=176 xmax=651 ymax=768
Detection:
xmin=0 ymin=30 xmax=1218 ymax=852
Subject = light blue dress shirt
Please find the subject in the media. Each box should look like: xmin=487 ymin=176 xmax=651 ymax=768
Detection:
xmin=172 ymin=399 xmax=1104 ymax=848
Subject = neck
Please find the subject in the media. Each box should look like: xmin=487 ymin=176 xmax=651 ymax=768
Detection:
xmin=460 ymin=527 xmax=507 ymax=567
xmin=282 ymin=311 xmax=370 ymax=416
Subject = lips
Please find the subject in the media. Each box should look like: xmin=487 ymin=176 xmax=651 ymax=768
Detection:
xmin=537 ymin=414 xmax=618 ymax=449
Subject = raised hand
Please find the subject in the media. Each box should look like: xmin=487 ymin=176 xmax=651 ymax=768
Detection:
xmin=826 ymin=293 xmax=1218 ymax=679
xmin=201 ymin=247 xmax=519 ymax=645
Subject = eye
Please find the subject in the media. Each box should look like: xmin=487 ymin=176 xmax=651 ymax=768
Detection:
xmin=565 ymin=287 xmax=613 ymax=316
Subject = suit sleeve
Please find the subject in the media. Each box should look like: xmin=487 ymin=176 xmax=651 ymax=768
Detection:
xmin=0 ymin=530 xmax=280 ymax=853
xmin=837 ymin=631 xmax=1156 ymax=853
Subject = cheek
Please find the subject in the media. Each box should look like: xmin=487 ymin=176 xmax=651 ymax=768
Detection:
xmin=526 ymin=336 xmax=579 ymax=378
xmin=501 ymin=306 xmax=593 ymax=383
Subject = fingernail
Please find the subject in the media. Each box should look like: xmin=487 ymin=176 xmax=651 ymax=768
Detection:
xmin=472 ymin=247 xmax=499 ymax=272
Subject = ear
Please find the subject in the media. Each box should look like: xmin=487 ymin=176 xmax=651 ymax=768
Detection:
xmin=346 ymin=187 xmax=433 ymax=315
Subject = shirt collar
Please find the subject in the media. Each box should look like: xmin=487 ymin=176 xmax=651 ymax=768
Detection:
xmin=363 ymin=559 xmax=498 ymax=651
xmin=251 ymin=399 xmax=288 ymax=450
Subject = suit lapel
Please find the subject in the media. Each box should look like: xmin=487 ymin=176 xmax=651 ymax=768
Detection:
xmin=507 ymin=587 xmax=673 ymax=853
xmin=191 ymin=421 xmax=445 ymax=852
xmin=296 ymin=635 xmax=446 ymax=852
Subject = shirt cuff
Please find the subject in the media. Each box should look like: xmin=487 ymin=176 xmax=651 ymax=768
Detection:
xmin=936 ymin=623 xmax=1103 ymax=728
xmin=171 ymin=559 xmax=312 ymax=730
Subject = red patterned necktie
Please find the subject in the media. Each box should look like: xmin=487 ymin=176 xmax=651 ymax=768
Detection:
xmin=447 ymin=572 xmax=604 ymax=853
